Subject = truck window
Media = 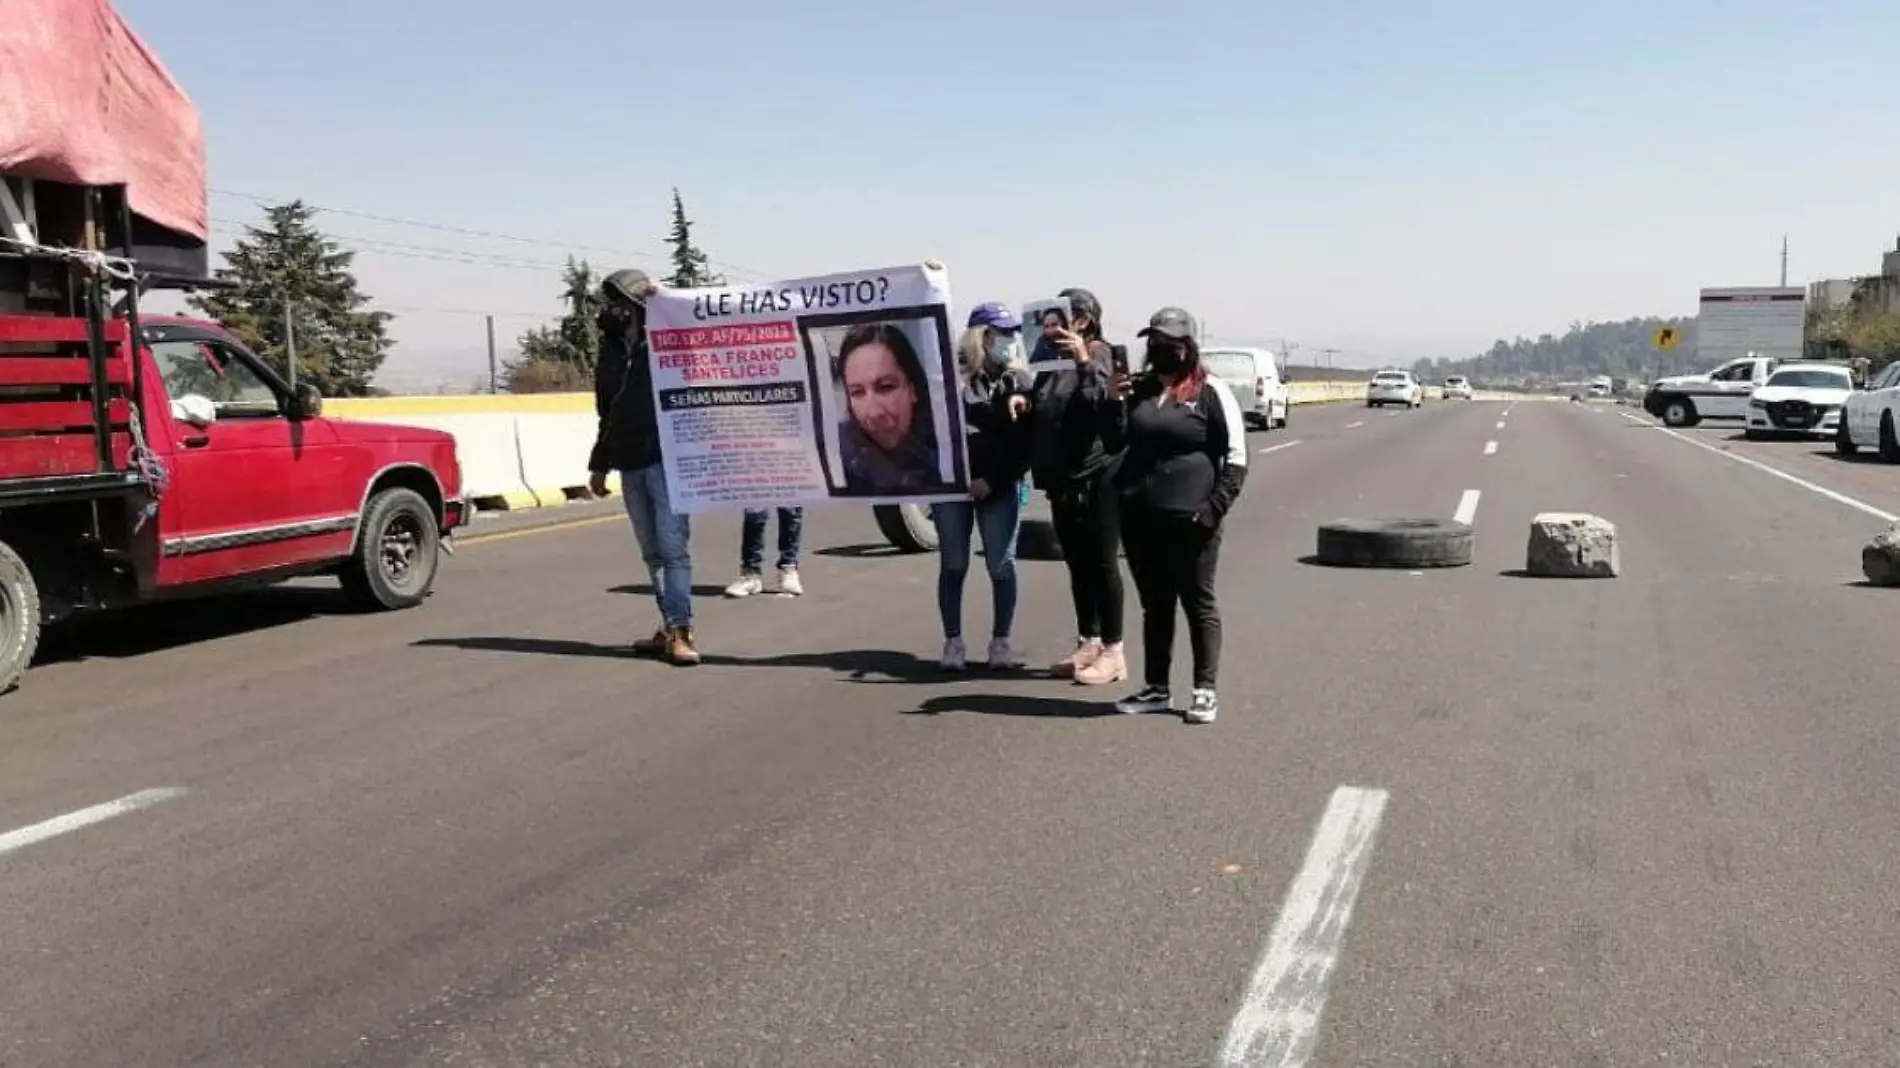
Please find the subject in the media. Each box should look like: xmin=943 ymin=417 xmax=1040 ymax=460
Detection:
xmin=152 ymin=339 xmax=279 ymax=417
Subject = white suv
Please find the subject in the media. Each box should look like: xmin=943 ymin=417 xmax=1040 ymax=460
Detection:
xmin=1368 ymin=370 xmax=1422 ymax=408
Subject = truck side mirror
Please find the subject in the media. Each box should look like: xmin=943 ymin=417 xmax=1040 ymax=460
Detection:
xmin=289 ymin=383 xmax=323 ymax=420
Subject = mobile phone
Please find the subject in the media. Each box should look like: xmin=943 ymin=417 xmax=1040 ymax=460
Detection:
xmin=1110 ymin=343 xmax=1130 ymax=377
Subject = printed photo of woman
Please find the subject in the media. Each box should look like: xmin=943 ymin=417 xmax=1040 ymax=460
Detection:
xmin=829 ymin=321 xmax=951 ymax=494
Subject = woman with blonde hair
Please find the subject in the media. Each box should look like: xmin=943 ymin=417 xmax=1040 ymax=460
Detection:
xmin=932 ymin=301 xmax=1034 ymax=671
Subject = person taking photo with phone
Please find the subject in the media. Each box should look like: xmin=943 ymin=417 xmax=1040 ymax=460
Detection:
xmin=1029 ymin=287 xmax=1129 ymax=686
xmin=1106 ymin=306 xmax=1247 ymax=725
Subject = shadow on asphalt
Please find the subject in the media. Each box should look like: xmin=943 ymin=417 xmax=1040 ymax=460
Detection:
xmin=814 ymin=543 xmax=908 ymax=559
xmin=608 ymin=583 xmax=732 ymax=597
xmin=35 ymin=586 xmax=354 ymax=666
xmin=409 ymin=639 xmax=953 ymax=683
xmin=907 ymin=693 xmax=1124 ymax=718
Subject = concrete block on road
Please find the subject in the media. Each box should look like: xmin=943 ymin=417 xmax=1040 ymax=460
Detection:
xmin=1526 ymin=512 xmax=1619 ymax=577
xmin=1860 ymin=522 xmax=1900 ymax=586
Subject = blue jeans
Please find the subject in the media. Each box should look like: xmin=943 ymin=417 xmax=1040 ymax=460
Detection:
xmin=932 ymin=487 xmax=1022 ymax=640
xmin=620 ymin=464 xmax=693 ymax=628
xmin=740 ymin=507 xmax=804 ymax=572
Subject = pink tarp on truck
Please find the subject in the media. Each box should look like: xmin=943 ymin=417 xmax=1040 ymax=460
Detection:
xmin=0 ymin=0 xmax=207 ymax=243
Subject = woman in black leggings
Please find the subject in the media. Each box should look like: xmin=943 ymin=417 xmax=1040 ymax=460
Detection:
xmin=1108 ymin=306 xmax=1248 ymax=725
xmin=1029 ymin=288 xmax=1128 ymax=686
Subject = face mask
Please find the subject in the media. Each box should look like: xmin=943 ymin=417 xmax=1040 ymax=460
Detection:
xmin=988 ymin=335 xmax=1023 ymax=368
xmin=1147 ymin=342 xmax=1185 ymax=374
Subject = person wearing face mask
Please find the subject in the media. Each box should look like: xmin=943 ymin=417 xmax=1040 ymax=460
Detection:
xmin=933 ymin=302 xmax=1034 ymax=670
xmin=1029 ymin=287 xmax=1129 ymax=686
xmin=1106 ymin=307 xmax=1248 ymax=725
xmin=586 ymin=268 xmax=700 ymax=666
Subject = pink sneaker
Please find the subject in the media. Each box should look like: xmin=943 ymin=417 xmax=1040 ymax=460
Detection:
xmin=1050 ymin=638 xmax=1102 ymax=678
xmin=1074 ymin=644 xmax=1127 ymax=686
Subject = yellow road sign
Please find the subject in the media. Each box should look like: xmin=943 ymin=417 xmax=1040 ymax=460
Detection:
xmin=1653 ymin=327 xmax=1679 ymax=351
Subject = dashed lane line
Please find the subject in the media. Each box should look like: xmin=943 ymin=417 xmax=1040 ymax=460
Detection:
xmin=1483 ymin=440 xmax=1499 ymax=456
xmin=1454 ymin=489 xmax=1482 ymax=525
xmin=1215 ymin=786 xmax=1391 ymax=1068
xmin=1618 ymin=411 xmax=1899 ymax=523
xmin=1346 ymin=421 xmax=1365 ymax=429
xmin=1257 ymin=440 xmax=1305 ymax=456
xmin=0 ymin=788 xmax=186 ymax=860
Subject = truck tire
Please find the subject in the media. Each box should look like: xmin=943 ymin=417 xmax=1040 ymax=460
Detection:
xmin=1660 ymin=396 xmax=1698 ymax=428
xmin=0 ymin=539 xmax=40 ymax=696
xmin=873 ymin=503 xmax=938 ymax=554
xmin=1315 ymin=518 xmax=1474 ymax=569
xmin=342 ymin=487 xmax=441 ymax=610
xmin=1276 ymin=399 xmax=1289 ymax=429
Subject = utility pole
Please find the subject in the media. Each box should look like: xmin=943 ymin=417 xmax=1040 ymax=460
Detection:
xmin=485 ymin=314 xmax=498 ymax=394
xmin=283 ymin=299 xmax=297 ymax=390
xmin=1323 ymin=347 xmax=1339 ymax=371
xmin=1780 ymin=235 xmax=1789 ymax=287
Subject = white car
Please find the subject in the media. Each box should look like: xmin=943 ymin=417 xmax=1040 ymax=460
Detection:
xmin=1744 ymin=362 xmax=1855 ymax=440
xmin=1442 ymin=375 xmax=1473 ymax=400
xmin=1839 ymin=360 xmax=1900 ymax=460
xmin=1204 ymin=347 xmax=1290 ymax=429
xmin=1367 ymin=370 xmax=1422 ymax=408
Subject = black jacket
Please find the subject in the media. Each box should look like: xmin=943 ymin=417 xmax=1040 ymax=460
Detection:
xmin=1028 ymin=339 xmax=1124 ymax=491
xmin=1109 ymin=372 xmax=1249 ymax=524
xmin=587 ymin=324 xmax=663 ymax=474
xmin=961 ymin=365 xmax=1034 ymax=488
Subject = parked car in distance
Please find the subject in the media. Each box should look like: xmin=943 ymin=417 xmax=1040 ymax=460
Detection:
xmin=1367 ymin=370 xmax=1423 ymax=408
xmin=1838 ymin=360 xmax=1900 ymax=461
xmin=1442 ymin=375 xmax=1473 ymax=400
xmin=1203 ymin=346 xmax=1289 ymax=429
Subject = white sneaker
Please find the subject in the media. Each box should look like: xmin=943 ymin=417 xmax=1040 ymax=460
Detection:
xmin=776 ymin=566 xmax=803 ymax=596
xmin=940 ymin=638 xmax=967 ymax=672
xmin=1186 ymin=688 xmax=1219 ymax=725
xmin=1115 ymin=685 xmax=1172 ymax=715
xmin=724 ymin=572 xmax=764 ymax=598
xmin=985 ymin=637 xmax=1013 ymax=670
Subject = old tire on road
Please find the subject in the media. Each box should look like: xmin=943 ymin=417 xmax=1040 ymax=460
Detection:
xmin=0 ymin=538 xmax=41 ymax=696
xmin=342 ymin=487 xmax=441 ymax=610
xmin=873 ymin=503 xmax=939 ymax=554
xmin=1315 ymin=518 xmax=1474 ymax=569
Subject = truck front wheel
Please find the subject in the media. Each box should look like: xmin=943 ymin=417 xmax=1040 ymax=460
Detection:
xmin=342 ymin=488 xmax=441 ymax=610
xmin=0 ymin=539 xmax=41 ymax=696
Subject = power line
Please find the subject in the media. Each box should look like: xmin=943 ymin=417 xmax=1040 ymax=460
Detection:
xmin=210 ymin=186 xmax=772 ymax=281
xmin=209 ymin=219 xmax=571 ymax=272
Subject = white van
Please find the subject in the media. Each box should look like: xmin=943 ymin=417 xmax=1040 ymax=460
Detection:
xmin=1202 ymin=347 xmax=1290 ymax=429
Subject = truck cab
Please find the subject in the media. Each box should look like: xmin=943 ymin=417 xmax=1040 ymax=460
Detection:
xmin=1642 ymin=355 xmax=1778 ymax=427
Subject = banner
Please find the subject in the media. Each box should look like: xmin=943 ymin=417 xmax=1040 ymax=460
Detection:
xmin=645 ymin=264 xmax=970 ymax=513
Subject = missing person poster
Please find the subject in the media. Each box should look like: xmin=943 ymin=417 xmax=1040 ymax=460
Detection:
xmin=644 ymin=263 xmax=971 ymax=513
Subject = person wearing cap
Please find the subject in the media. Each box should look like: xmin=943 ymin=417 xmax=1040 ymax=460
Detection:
xmin=932 ymin=301 xmax=1035 ymax=670
xmin=1105 ymin=306 xmax=1248 ymax=725
xmin=1029 ymin=287 xmax=1130 ymax=686
xmin=587 ymin=268 xmax=700 ymax=666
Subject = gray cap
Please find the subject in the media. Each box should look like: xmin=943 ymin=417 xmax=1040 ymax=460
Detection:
xmin=1137 ymin=306 xmax=1198 ymax=341
xmin=601 ymin=268 xmax=654 ymax=307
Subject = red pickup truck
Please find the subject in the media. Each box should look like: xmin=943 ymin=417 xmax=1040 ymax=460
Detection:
xmin=0 ymin=300 xmax=469 ymax=696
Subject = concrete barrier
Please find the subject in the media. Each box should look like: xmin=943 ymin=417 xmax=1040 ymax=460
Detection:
xmin=329 ymin=380 xmax=1387 ymax=514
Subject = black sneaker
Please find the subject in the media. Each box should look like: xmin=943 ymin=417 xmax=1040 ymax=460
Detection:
xmin=1114 ymin=686 xmax=1172 ymax=715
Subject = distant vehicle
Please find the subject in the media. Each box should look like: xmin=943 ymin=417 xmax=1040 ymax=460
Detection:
xmin=1367 ymin=370 xmax=1423 ymax=409
xmin=1588 ymin=376 xmax=1612 ymax=397
xmin=1442 ymin=375 xmax=1473 ymax=400
xmin=1203 ymin=347 xmax=1289 ymax=429
xmin=1642 ymin=355 xmax=1778 ymax=427
xmin=1745 ymin=363 xmax=1854 ymax=440
xmin=1838 ymin=360 xmax=1900 ymax=461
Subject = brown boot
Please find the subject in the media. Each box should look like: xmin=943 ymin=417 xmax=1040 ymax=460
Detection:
xmin=1074 ymin=643 xmax=1127 ymax=686
xmin=665 ymin=626 xmax=701 ymax=666
xmin=1050 ymin=638 xmax=1102 ymax=678
xmin=631 ymin=628 xmax=669 ymax=657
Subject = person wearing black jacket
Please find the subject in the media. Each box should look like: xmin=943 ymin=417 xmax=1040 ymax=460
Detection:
xmin=1108 ymin=306 xmax=1248 ymax=724
xmin=1029 ymin=287 xmax=1128 ymax=686
xmin=933 ymin=301 xmax=1034 ymax=671
xmin=586 ymin=268 xmax=699 ymax=666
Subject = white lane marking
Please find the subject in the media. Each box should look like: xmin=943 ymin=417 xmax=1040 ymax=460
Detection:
xmin=1483 ymin=440 xmax=1499 ymax=456
xmin=1257 ymin=440 xmax=1304 ymax=456
xmin=1346 ymin=421 xmax=1364 ymax=429
xmin=0 ymin=788 xmax=186 ymax=859
xmin=1453 ymin=489 xmax=1481 ymax=524
xmin=1216 ymin=785 xmax=1391 ymax=1068
xmin=1496 ymin=420 xmax=1506 ymax=430
xmin=1620 ymin=412 xmax=1899 ymax=523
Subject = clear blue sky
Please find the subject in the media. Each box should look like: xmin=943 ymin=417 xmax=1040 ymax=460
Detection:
xmin=120 ymin=0 xmax=1900 ymax=386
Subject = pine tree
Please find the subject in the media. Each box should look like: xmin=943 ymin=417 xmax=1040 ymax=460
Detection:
xmin=504 ymin=257 xmax=602 ymax=392
xmin=187 ymin=201 xmax=392 ymax=397
xmin=664 ymin=188 xmax=724 ymax=288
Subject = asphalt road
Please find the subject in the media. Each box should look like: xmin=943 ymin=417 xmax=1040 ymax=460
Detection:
xmin=5 ymin=396 xmax=1900 ymax=1066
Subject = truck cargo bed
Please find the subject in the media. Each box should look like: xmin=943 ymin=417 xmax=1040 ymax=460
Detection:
xmin=0 ymin=314 xmax=138 ymax=488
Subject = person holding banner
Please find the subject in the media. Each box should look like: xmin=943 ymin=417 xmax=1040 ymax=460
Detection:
xmin=933 ymin=302 xmax=1034 ymax=671
xmin=586 ymin=268 xmax=700 ymax=666
xmin=1030 ymin=287 xmax=1129 ymax=687
xmin=1107 ymin=307 xmax=1248 ymax=725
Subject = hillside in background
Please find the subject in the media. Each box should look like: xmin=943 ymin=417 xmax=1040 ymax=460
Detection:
xmin=1417 ymin=317 xmax=1703 ymax=386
